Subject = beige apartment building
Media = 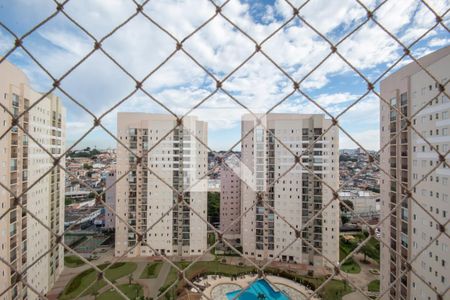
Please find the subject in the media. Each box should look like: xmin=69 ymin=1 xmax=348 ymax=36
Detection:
xmin=0 ymin=60 xmax=65 ymax=299
xmin=240 ymin=114 xmax=339 ymax=267
xmin=220 ymin=162 xmax=241 ymax=242
xmin=115 ymin=113 xmax=208 ymax=257
xmin=104 ymin=171 xmax=116 ymax=229
xmin=380 ymin=46 xmax=450 ymax=300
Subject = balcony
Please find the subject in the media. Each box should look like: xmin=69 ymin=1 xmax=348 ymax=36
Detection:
xmin=10 ymin=211 xmax=17 ymax=224
xmin=390 ymin=240 xmax=397 ymax=251
xmin=401 ymin=246 xmax=408 ymax=259
xmin=11 ymin=135 xmax=19 ymax=146
xmin=390 ymin=262 xmax=396 ymax=274
xmin=12 ymin=100 xmax=20 ymax=109
xmin=10 ymin=238 xmax=17 ymax=250
xmin=10 ymin=250 xmax=17 ymax=263
xmin=390 ymin=228 xmax=397 ymax=239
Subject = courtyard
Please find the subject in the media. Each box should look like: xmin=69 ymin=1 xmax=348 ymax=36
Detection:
xmin=51 ymin=253 xmax=367 ymax=300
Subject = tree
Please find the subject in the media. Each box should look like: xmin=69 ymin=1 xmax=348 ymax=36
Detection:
xmin=65 ymin=198 xmax=73 ymax=205
xmin=359 ymin=243 xmax=371 ymax=263
xmin=340 ymin=200 xmax=354 ymax=212
xmin=341 ymin=215 xmax=350 ymax=225
xmin=207 ymin=192 xmax=220 ymax=225
xmin=340 ymin=199 xmax=354 ymax=225
xmin=83 ymin=163 xmax=93 ymax=170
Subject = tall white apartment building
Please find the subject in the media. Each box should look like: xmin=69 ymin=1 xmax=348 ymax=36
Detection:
xmin=0 ymin=60 xmax=65 ymax=299
xmin=380 ymin=45 xmax=450 ymax=300
xmin=115 ymin=113 xmax=208 ymax=257
xmin=240 ymin=114 xmax=339 ymax=267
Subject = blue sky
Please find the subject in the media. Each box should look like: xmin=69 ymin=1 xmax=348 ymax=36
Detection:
xmin=0 ymin=0 xmax=449 ymax=151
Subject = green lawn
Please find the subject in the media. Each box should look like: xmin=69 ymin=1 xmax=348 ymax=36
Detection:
xmin=321 ymin=279 xmax=353 ymax=300
xmin=368 ymin=279 xmax=380 ymax=292
xmin=60 ymin=262 xmax=137 ymax=299
xmin=64 ymin=256 xmax=85 ymax=268
xmin=140 ymin=262 xmax=163 ymax=279
xmin=97 ymin=284 xmax=143 ymax=300
xmin=339 ymin=244 xmax=361 ymax=274
xmin=340 ymin=257 xmax=361 ymax=274
xmin=207 ymin=232 xmax=216 ymax=254
xmin=184 ymin=261 xmax=255 ymax=278
xmin=159 ymin=261 xmax=190 ymax=294
xmin=265 ymin=268 xmax=352 ymax=300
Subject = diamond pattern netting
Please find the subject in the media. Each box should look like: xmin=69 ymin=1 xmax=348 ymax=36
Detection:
xmin=0 ymin=0 xmax=449 ymax=299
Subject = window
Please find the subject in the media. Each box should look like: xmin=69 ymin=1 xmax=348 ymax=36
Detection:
xmin=400 ymin=92 xmax=407 ymax=104
xmin=12 ymin=93 xmax=19 ymax=106
xmin=255 ymin=128 xmax=264 ymax=142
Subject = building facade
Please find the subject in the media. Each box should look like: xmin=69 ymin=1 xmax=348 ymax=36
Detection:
xmin=338 ymin=190 xmax=380 ymax=219
xmin=104 ymin=171 xmax=116 ymax=229
xmin=380 ymin=46 xmax=450 ymax=300
xmin=115 ymin=113 xmax=208 ymax=257
xmin=240 ymin=114 xmax=339 ymax=267
xmin=0 ymin=60 xmax=65 ymax=300
xmin=220 ymin=163 xmax=241 ymax=241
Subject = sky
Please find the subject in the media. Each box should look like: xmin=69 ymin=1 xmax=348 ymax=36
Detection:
xmin=0 ymin=0 xmax=449 ymax=151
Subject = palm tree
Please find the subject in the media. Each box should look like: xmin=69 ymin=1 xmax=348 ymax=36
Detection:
xmin=359 ymin=243 xmax=371 ymax=263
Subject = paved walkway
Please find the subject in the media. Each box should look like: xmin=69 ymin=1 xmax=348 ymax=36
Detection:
xmin=78 ymin=261 xmax=172 ymax=299
xmin=92 ymin=260 xmax=147 ymax=298
xmin=47 ymin=250 xmax=115 ymax=300
xmin=142 ymin=262 xmax=171 ymax=299
xmin=341 ymin=253 xmax=379 ymax=300
xmin=343 ymin=290 xmax=368 ymax=300
xmin=47 ymin=251 xmax=174 ymax=299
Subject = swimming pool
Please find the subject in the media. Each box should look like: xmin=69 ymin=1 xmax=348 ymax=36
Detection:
xmin=226 ymin=279 xmax=290 ymax=300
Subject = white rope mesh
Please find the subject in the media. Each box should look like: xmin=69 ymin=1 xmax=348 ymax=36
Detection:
xmin=0 ymin=0 xmax=449 ymax=299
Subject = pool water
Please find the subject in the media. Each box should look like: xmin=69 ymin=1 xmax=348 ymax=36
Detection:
xmin=226 ymin=279 xmax=290 ymax=300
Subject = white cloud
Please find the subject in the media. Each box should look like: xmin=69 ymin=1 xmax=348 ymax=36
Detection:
xmin=0 ymin=30 xmax=14 ymax=54
xmin=428 ymin=38 xmax=450 ymax=47
xmin=0 ymin=0 xmax=446 ymax=150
